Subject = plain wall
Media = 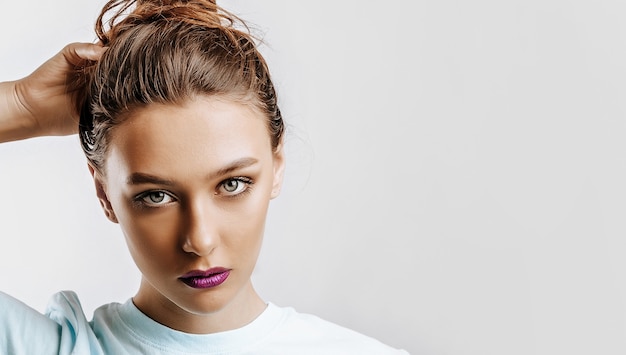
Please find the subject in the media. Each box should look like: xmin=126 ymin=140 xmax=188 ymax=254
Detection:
xmin=2 ymin=1 xmax=626 ymax=354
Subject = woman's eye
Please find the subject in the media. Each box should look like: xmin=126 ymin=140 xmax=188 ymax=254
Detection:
xmin=138 ymin=191 xmax=174 ymax=206
xmin=219 ymin=178 xmax=251 ymax=196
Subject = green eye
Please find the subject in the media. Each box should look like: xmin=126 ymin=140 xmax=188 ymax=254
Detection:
xmin=146 ymin=191 xmax=166 ymax=203
xmin=219 ymin=177 xmax=252 ymax=196
xmin=138 ymin=191 xmax=174 ymax=206
xmin=223 ymin=179 xmax=240 ymax=193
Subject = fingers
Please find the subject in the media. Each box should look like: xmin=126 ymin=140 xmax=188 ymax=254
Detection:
xmin=61 ymin=42 xmax=107 ymax=66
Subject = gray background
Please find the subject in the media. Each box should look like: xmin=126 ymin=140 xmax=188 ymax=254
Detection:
xmin=2 ymin=1 xmax=626 ymax=354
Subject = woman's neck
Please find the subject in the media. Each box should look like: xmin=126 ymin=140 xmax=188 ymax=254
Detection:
xmin=132 ymin=278 xmax=267 ymax=334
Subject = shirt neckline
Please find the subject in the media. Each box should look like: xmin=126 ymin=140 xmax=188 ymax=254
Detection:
xmin=115 ymin=299 xmax=285 ymax=353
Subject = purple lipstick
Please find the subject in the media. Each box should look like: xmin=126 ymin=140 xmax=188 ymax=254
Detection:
xmin=179 ymin=267 xmax=231 ymax=289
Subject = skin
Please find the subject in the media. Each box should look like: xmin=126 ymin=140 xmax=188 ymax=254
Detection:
xmin=0 ymin=43 xmax=106 ymax=142
xmin=91 ymin=95 xmax=285 ymax=334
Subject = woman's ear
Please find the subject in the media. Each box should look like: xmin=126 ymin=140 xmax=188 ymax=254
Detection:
xmin=88 ymin=164 xmax=119 ymax=223
xmin=270 ymin=143 xmax=286 ymax=199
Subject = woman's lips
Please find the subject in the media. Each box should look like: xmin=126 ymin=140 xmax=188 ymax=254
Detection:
xmin=179 ymin=267 xmax=231 ymax=289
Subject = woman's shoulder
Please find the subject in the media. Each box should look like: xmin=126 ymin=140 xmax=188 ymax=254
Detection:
xmin=0 ymin=290 xmax=105 ymax=355
xmin=263 ymin=303 xmax=410 ymax=354
xmin=0 ymin=290 xmax=60 ymax=354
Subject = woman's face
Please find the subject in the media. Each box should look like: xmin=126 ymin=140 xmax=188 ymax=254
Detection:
xmin=92 ymin=96 xmax=284 ymax=332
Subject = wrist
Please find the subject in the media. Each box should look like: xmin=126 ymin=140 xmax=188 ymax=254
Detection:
xmin=0 ymin=80 xmax=38 ymax=142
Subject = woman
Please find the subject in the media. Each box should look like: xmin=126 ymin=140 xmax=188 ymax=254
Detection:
xmin=0 ymin=0 xmax=408 ymax=353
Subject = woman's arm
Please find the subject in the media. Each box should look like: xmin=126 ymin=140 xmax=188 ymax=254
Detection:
xmin=0 ymin=80 xmax=30 ymax=142
xmin=0 ymin=43 xmax=105 ymax=143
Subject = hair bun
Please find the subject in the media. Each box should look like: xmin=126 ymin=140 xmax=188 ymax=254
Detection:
xmin=96 ymin=0 xmax=229 ymax=45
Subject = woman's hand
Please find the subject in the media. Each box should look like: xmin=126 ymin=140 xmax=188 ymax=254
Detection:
xmin=0 ymin=42 xmax=105 ymax=142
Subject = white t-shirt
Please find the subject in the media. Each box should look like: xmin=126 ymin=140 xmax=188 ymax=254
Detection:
xmin=0 ymin=291 xmax=408 ymax=354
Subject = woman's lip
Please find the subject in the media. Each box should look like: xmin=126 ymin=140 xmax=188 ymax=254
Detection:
xmin=180 ymin=267 xmax=230 ymax=279
xmin=178 ymin=268 xmax=231 ymax=289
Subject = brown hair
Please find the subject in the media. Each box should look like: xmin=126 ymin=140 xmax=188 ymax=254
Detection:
xmin=79 ymin=0 xmax=284 ymax=172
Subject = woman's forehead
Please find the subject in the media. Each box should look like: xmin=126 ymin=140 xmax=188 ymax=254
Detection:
xmin=105 ymin=97 xmax=273 ymax=176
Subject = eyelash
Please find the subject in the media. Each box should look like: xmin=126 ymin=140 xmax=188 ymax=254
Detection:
xmin=132 ymin=177 xmax=254 ymax=208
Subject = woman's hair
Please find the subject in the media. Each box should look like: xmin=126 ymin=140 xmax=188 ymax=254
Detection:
xmin=79 ymin=0 xmax=284 ymax=172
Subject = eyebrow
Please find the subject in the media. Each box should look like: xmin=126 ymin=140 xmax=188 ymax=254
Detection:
xmin=126 ymin=173 xmax=176 ymax=186
xmin=209 ymin=157 xmax=259 ymax=179
xmin=125 ymin=157 xmax=259 ymax=186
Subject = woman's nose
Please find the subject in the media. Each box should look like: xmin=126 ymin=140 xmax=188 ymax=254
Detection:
xmin=181 ymin=199 xmax=220 ymax=256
